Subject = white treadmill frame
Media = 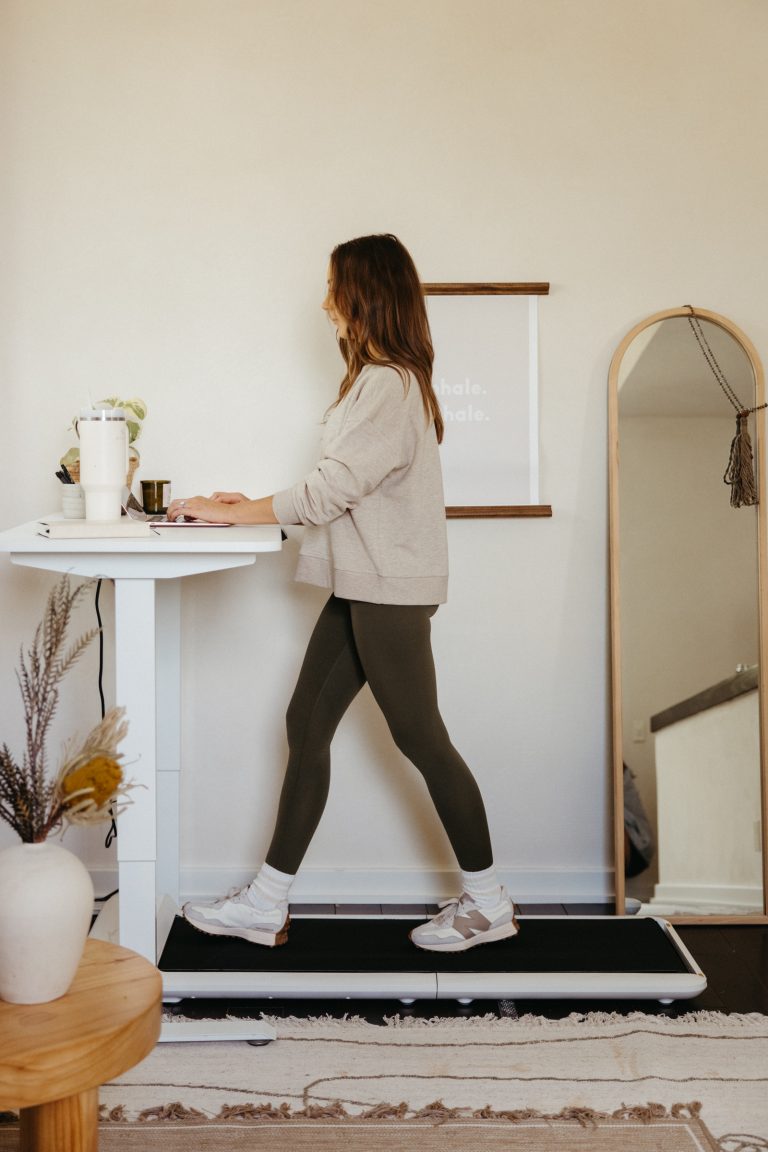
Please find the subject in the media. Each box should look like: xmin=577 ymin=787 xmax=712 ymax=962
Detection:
xmin=159 ymin=913 xmax=707 ymax=1004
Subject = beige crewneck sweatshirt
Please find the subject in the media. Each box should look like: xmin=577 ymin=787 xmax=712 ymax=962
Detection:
xmin=272 ymin=364 xmax=448 ymax=604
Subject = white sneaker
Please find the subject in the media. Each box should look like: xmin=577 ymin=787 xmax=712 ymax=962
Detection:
xmin=182 ymin=887 xmax=289 ymax=947
xmin=410 ymin=888 xmax=519 ymax=952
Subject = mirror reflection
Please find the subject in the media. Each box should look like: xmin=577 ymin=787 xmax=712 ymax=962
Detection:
xmin=611 ymin=310 xmax=766 ymax=919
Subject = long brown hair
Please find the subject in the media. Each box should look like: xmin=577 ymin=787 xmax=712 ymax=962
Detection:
xmin=328 ymin=234 xmax=444 ymax=443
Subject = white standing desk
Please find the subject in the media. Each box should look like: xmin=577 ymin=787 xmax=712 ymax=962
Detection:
xmin=0 ymin=518 xmax=283 ymax=1043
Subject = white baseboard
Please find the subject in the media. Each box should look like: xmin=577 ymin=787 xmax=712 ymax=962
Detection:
xmin=89 ymin=869 xmax=122 ymax=901
xmin=651 ymin=880 xmax=762 ymax=914
xmin=88 ymin=865 xmax=614 ymax=906
xmin=177 ymin=865 xmax=614 ymax=905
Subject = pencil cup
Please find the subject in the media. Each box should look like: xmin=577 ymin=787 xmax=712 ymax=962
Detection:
xmin=61 ymin=484 xmax=85 ymax=519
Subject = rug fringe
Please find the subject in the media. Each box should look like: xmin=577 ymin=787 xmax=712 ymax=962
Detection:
xmin=381 ymin=1010 xmax=768 ymax=1029
xmin=162 ymin=1011 xmax=372 ymax=1027
xmin=88 ymin=1099 xmax=705 ymax=1127
xmin=135 ymin=1102 xmax=209 ymax=1122
xmin=217 ymin=1103 xmax=293 ymax=1120
xmin=161 ymin=1008 xmax=768 ymax=1032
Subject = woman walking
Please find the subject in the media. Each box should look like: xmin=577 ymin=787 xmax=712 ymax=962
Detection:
xmin=171 ymin=234 xmax=517 ymax=952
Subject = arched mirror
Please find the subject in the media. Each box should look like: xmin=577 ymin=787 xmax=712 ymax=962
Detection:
xmin=610 ymin=306 xmax=768 ymax=922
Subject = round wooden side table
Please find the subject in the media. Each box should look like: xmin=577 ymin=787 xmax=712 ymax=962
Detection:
xmin=0 ymin=938 xmax=162 ymax=1151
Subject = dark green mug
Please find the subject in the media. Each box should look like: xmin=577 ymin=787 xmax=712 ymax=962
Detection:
xmin=141 ymin=480 xmax=171 ymax=515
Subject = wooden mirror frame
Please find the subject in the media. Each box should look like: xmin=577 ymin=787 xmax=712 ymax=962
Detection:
xmin=609 ymin=306 xmax=768 ymax=923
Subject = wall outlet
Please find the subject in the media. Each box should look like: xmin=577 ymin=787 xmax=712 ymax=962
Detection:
xmin=631 ymin=720 xmax=646 ymax=743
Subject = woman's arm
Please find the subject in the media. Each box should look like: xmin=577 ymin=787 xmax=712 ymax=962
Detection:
xmin=167 ymin=370 xmax=414 ymax=527
xmin=166 ymin=493 xmax=279 ymax=524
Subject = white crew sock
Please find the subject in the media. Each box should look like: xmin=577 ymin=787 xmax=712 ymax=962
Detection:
xmin=461 ymin=864 xmax=504 ymax=908
xmin=246 ymin=862 xmax=295 ymax=909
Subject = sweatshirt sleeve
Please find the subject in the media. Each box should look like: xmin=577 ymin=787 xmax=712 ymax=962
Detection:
xmin=273 ymin=370 xmax=421 ymax=527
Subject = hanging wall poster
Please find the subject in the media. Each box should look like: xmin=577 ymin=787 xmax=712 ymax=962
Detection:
xmin=424 ymin=283 xmax=551 ymax=518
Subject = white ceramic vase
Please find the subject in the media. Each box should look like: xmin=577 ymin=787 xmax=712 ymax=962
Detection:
xmin=0 ymin=841 xmax=94 ymax=1004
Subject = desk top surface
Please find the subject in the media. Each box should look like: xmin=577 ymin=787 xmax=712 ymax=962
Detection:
xmin=0 ymin=517 xmax=283 ymax=556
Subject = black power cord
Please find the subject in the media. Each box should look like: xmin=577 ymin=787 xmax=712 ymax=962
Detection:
xmin=94 ymin=579 xmax=118 ymax=849
xmin=94 ymin=577 xmax=107 ymax=718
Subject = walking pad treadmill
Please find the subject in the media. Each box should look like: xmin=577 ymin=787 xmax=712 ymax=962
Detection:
xmin=158 ymin=912 xmax=706 ymax=1007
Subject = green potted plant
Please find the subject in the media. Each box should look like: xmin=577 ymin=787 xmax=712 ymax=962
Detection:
xmin=61 ymin=396 xmax=147 ymax=489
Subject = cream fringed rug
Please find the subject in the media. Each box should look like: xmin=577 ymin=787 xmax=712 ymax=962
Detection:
xmin=2 ymin=1011 xmax=768 ymax=1150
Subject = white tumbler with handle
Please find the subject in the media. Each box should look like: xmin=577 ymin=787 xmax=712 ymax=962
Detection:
xmin=77 ymin=407 xmax=128 ymax=521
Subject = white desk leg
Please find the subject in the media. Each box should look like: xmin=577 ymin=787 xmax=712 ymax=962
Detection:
xmin=156 ymin=579 xmax=181 ymax=918
xmin=114 ymin=578 xmax=158 ymax=963
xmin=115 ymin=575 xmax=276 ymax=1045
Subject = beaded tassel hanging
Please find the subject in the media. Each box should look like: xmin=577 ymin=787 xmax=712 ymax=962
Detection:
xmin=686 ymin=305 xmax=765 ymax=508
xmin=723 ymin=411 xmax=757 ymax=508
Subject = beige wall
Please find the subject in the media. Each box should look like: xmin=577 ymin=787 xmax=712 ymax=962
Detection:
xmin=2 ymin=1 xmax=767 ymax=900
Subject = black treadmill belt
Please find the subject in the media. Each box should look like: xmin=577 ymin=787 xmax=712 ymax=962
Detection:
xmin=160 ymin=916 xmax=691 ymax=975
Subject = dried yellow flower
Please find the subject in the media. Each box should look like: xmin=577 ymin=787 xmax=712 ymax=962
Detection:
xmin=61 ymin=756 xmax=123 ymax=810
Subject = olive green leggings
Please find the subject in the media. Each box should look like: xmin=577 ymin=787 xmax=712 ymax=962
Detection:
xmin=265 ymin=594 xmax=494 ymax=875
